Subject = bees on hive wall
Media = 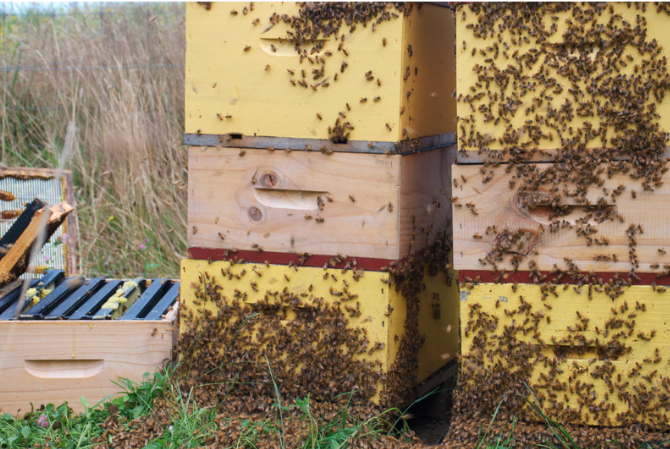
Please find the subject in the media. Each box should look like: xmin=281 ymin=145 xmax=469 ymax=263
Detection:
xmin=450 ymin=3 xmax=670 ymax=445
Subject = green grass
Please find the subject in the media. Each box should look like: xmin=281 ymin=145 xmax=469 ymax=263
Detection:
xmin=0 ymin=365 xmax=413 ymax=449
xmin=476 ymin=383 xmax=670 ymax=449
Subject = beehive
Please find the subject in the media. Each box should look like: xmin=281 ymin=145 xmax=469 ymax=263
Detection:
xmin=450 ymin=2 xmax=670 ymax=435
xmin=184 ymin=2 xmax=455 ymax=152
xmin=0 ymin=307 xmax=178 ymax=414
xmin=179 ymin=256 xmax=458 ymax=406
xmin=0 ymin=273 xmax=180 ymax=413
xmin=188 ymin=145 xmax=455 ymax=261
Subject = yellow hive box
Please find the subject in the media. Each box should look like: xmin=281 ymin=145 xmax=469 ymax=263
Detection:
xmin=180 ymin=258 xmax=458 ymax=405
xmin=185 ymin=2 xmax=455 ymax=151
xmin=188 ymin=145 xmax=455 ymax=261
xmin=456 ymin=3 xmax=670 ymax=160
xmin=460 ymin=282 xmax=670 ymax=427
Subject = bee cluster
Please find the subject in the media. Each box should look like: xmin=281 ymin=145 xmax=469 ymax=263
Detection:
xmin=449 ymin=2 xmax=670 ymax=446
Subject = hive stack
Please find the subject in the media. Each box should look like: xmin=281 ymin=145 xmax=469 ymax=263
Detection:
xmin=449 ymin=3 xmax=670 ymax=446
xmin=180 ymin=2 xmax=458 ymax=407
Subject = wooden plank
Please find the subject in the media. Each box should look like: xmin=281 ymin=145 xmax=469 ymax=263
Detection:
xmin=452 ymin=163 xmax=670 ymax=274
xmin=456 ymin=4 xmax=670 ymax=155
xmin=185 ymin=3 xmax=455 ymax=143
xmin=460 ymin=283 xmax=670 ymax=426
xmin=183 ymin=132 xmax=456 ymax=155
xmin=0 ymin=203 xmax=73 ymax=288
xmin=180 ymin=259 xmax=458 ymax=404
xmin=188 ymin=146 xmax=402 ymax=259
xmin=0 ymin=316 xmax=176 ymax=414
xmin=399 ymin=145 xmax=455 ymax=256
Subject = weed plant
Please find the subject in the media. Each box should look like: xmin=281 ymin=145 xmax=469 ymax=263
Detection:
xmin=0 ymin=2 xmax=186 ymax=278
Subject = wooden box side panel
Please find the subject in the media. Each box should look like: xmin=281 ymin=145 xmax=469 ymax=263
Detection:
xmin=188 ymin=147 xmax=402 ymax=259
xmin=180 ymin=259 xmax=394 ymax=371
xmin=399 ymin=145 xmax=455 ymax=256
xmin=0 ymin=319 xmax=176 ymax=414
xmin=452 ymin=163 xmax=670 ymax=274
xmin=185 ymin=2 xmax=404 ymax=142
xmin=460 ymin=283 xmax=670 ymax=426
xmin=456 ymin=3 xmax=670 ymax=155
xmin=400 ymin=4 xmax=456 ymax=139
xmin=416 ymin=261 xmax=459 ymax=382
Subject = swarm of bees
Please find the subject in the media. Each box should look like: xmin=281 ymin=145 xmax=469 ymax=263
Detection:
xmin=450 ymin=3 xmax=670 ymax=447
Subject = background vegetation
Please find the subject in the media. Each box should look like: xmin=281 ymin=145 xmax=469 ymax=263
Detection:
xmin=0 ymin=2 xmax=186 ymax=278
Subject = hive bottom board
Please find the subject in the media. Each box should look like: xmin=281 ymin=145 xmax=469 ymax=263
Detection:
xmin=179 ymin=258 xmax=458 ymax=406
xmin=459 ymin=282 xmax=670 ymax=427
xmin=0 ymin=307 xmax=178 ymax=414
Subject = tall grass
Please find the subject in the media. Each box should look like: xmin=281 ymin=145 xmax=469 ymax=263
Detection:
xmin=0 ymin=3 xmax=186 ymax=278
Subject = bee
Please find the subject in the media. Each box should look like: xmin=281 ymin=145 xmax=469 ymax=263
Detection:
xmin=473 ymin=233 xmax=482 ymax=239
xmin=216 ymin=113 xmax=224 ymax=120
xmin=349 ymin=194 xmax=356 ymax=202
xmin=270 ymin=44 xmax=277 ymax=52
xmin=192 ymin=226 xmax=198 ymax=235
xmin=365 ymin=70 xmax=374 ymax=81
xmin=385 ymin=123 xmax=393 ymax=131
xmin=230 ymin=9 xmax=238 ymax=15
xmin=377 ymin=78 xmax=381 ymax=87
xmin=239 ymin=149 xmax=246 ymax=157
xmin=316 ymin=112 xmax=322 ymax=120
xmin=373 ymin=96 xmax=381 ymax=102
xmin=225 ymin=114 xmax=232 ymax=119
xmin=382 ymin=37 xmax=387 ymax=47
xmin=252 ymin=18 xmax=260 ymax=26
xmin=218 ymin=232 xmax=226 ymax=240
xmin=346 ymin=103 xmax=351 ymax=111
xmin=244 ymin=45 xmax=251 ymax=52
xmin=287 ymin=68 xmax=295 ymax=75
xmin=265 ymin=64 xmax=271 ymax=71
xmin=284 ymin=273 xmax=290 ymax=281
xmin=315 ymin=216 xmax=325 ymax=223
xmin=305 ymin=213 xmax=312 ymax=220
xmin=360 ymin=97 xmax=368 ymax=103
xmin=151 ymin=328 xmax=158 ymax=337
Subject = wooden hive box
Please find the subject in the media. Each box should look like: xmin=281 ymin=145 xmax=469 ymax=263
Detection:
xmin=185 ymin=2 xmax=455 ymax=153
xmin=455 ymin=2 xmax=670 ymax=162
xmin=0 ymin=308 xmax=178 ymax=414
xmin=451 ymin=2 xmax=670 ymax=431
xmin=459 ymin=282 xmax=670 ymax=428
xmin=180 ymin=257 xmax=458 ymax=407
xmin=0 ymin=275 xmax=179 ymax=414
xmin=188 ymin=145 xmax=455 ymax=262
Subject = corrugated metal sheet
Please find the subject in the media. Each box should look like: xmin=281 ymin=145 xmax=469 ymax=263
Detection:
xmin=0 ymin=177 xmax=68 ymax=278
